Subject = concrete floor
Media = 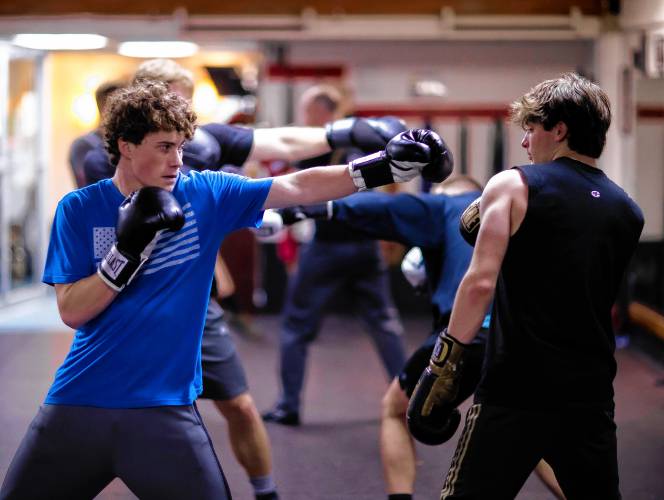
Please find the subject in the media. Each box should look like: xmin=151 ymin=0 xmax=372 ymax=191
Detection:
xmin=1 ymin=297 xmax=663 ymax=499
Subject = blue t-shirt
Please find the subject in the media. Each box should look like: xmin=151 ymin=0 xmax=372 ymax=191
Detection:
xmin=333 ymin=191 xmax=480 ymax=318
xmin=42 ymin=171 xmax=272 ymax=408
xmin=332 ymin=190 xmax=490 ymax=339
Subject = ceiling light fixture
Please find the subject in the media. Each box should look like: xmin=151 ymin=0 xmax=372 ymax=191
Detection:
xmin=12 ymin=34 xmax=108 ymax=51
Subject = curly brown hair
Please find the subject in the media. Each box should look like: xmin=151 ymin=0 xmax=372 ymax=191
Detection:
xmin=103 ymin=81 xmax=197 ymax=165
xmin=509 ymin=73 xmax=611 ymax=159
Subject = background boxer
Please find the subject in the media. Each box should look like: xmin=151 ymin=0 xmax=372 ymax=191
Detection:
xmin=68 ymin=79 xmax=125 ymax=188
xmin=272 ymin=175 xmax=486 ymax=499
xmin=262 ymin=85 xmax=407 ymax=427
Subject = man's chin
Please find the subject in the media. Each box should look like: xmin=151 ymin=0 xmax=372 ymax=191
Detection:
xmin=160 ymin=177 xmax=178 ymax=190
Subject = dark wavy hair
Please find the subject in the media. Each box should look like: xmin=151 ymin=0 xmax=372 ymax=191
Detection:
xmin=510 ymin=73 xmax=611 ymax=158
xmin=103 ymin=81 xmax=197 ymax=165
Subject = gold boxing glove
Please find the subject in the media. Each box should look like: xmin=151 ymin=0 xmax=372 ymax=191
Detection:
xmin=407 ymin=328 xmax=469 ymax=445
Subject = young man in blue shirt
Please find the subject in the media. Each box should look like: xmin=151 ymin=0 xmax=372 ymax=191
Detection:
xmin=0 ymin=80 xmax=451 ymax=499
xmin=82 ymin=58 xmax=410 ymax=500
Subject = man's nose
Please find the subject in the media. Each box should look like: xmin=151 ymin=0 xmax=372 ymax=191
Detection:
xmin=173 ymin=149 xmax=184 ymax=166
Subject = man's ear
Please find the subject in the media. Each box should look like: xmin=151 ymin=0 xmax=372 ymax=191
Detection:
xmin=118 ymin=139 xmax=133 ymax=159
xmin=553 ymin=121 xmax=568 ymax=143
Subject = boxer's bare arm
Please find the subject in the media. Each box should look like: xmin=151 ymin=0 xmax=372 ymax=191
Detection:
xmin=55 ymin=277 xmax=117 ymax=329
xmin=264 ymin=164 xmax=356 ymax=209
xmin=247 ymin=127 xmax=330 ymax=163
xmin=447 ymin=169 xmax=528 ymax=343
xmin=263 ymin=128 xmax=450 ymax=208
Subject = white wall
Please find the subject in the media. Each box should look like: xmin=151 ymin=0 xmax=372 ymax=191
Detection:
xmin=635 ymin=77 xmax=664 ymax=240
xmin=260 ymin=39 xmax=593 ymax=185
xmin=288 ymin=40 xmax=594 ymax=105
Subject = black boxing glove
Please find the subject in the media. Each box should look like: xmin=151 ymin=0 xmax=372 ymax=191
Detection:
xmin=459 ymin=197 xmax=481 ymax=247
xmin=348 ymin=129 xmax=452 ymax=191
xmin=326 ymin=116 xmax=407 ymax=154
xmin=410 ymin=408 xmax=461 ymax=447
xmin=183 ymin=128 xmax=222 ymax=171
xmin=421 ymin=131 xmax=454 ymax=183
xmin=278 ymin=203 xmax=333 ymax=225
xmin=407 ymin=328 xmax=469 ymax=445
xmin=98 ymin=187 xmax=185 ymax=292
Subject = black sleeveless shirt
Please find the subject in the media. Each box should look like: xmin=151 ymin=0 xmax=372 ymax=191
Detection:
xmin=475 ymin=157 xmax=644 ymax=410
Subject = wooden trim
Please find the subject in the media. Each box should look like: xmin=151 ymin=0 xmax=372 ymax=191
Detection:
xmin=0 ymin=1 xmax=606 ymax=17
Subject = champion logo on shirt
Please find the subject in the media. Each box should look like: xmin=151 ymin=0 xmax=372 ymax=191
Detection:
xmin=591 ymin=190 xmax=601 ymax=198
xmin=93 ymin=202 xmax=200 ymax=275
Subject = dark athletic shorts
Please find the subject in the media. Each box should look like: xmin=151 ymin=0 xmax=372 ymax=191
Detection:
xmin=440 ymin=403 xmax=620 ymax=500
xmin=200 ymin=299 xmax=249 ymax=401
xmin=0 ymin=404 xmax=231 ymax=500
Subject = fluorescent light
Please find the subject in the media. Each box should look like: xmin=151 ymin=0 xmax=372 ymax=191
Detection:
xmin=12 ymin=34 xmax=107 ymax=50
xmin=118 ymin=41 xmax=199 ymax=58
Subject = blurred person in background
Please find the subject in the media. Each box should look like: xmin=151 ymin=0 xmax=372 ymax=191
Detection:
xmin=68 ymin=80 xmax=125 ymax=188
xmin=262 ymin=85 xmax=407 ymax=426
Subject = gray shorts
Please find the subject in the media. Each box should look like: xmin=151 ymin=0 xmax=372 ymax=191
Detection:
xmin=200 ymin=299 xmax=249 ymax=401
xmin=0 ymin=404 xmax=231 ymax=500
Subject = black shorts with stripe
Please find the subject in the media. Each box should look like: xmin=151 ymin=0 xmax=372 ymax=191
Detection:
xmin=441 ymin=403 xmax=620 ymax=500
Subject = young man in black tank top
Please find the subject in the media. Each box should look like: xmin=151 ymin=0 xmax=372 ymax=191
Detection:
xmin=408 ymin=73 xmax=644 ymax=499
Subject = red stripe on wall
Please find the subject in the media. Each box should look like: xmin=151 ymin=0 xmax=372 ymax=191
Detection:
xmin=266 ymin=64 xmax=345 ymax=78
xmin=637 ymin=106 xmax=664 ymax=119
xmin=353 ymin=105 xmax=509 ymax=119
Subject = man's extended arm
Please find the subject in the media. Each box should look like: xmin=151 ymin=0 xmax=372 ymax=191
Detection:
xmin=279 ymin=192 xmax=445 ymax=248
xmin=263 ymin=129 xmax=452 ymax=209
xmin=331 ymin=193 xmax=445 ymax=248
xmin=247 ymin=116 xmax=408 ymax=163
xmin=248 ymin=127 xmax=330 ymax=163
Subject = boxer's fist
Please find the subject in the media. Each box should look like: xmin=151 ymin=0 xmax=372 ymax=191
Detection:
xmin=98 ymin=187 xmax=184 ymax=291
xmin=459 ymin=197 xmax=481 ymax=247
xmin=253 ymin=209 xmax=286 ymax=243
xmin=278 ymin=203 xmax=332 ymax=225
xmin=348 ymin=129 xmax=453 ymax=190
xmin=414 ymin=129 xmax=454 ymax=183
xmin=407 ymin=328 xmax=468 ymax=445
xmin=326 ymin=116 xmax=407 ymax=154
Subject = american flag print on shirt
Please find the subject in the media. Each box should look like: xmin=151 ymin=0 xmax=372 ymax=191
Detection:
xmin=143 ymin=202 xmax=200 ymax=275
xmin=93 ymin=202 xmax=200 ymax=276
